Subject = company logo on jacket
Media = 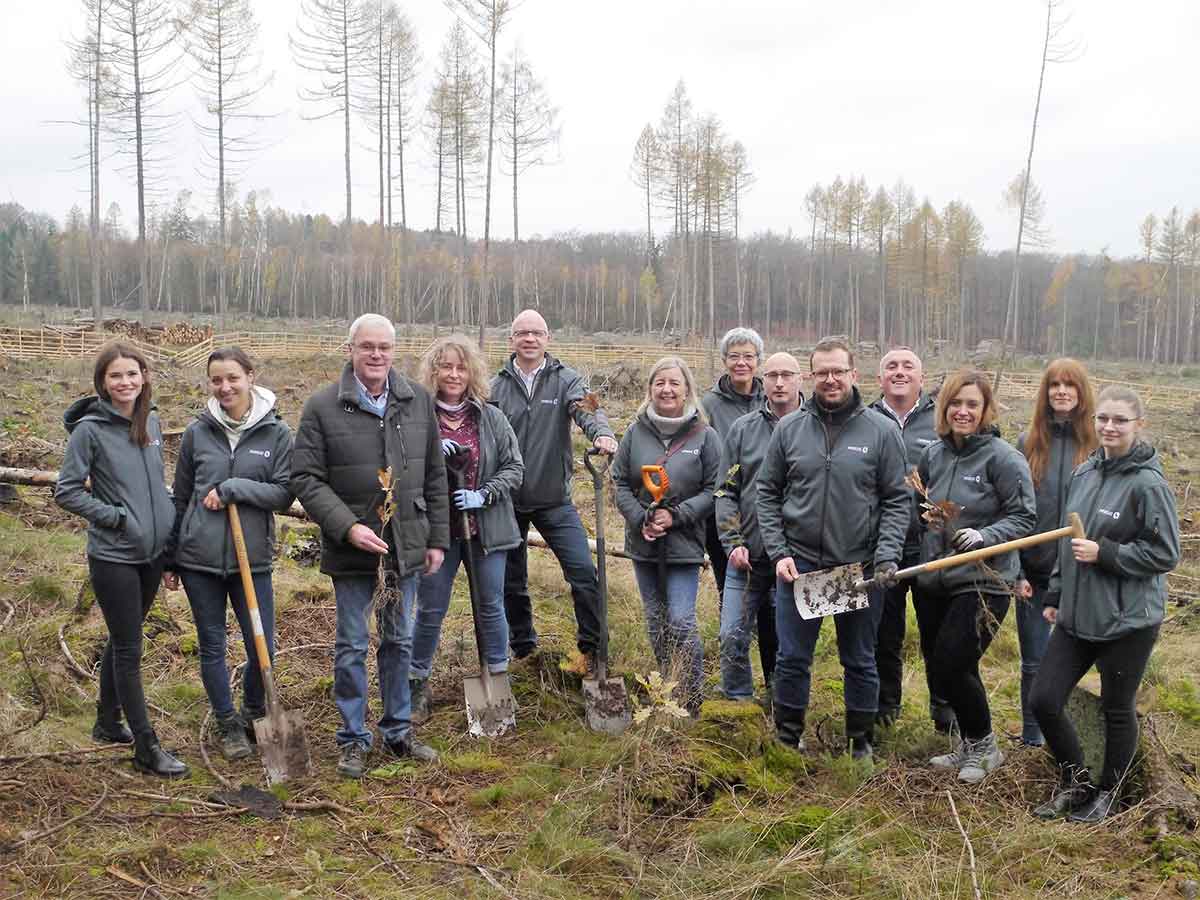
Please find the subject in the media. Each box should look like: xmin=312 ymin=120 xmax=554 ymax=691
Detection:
xmin=962 ymin=474 xmax=982 ymax=484
xmin=846 ymin=445 xmax=870 ymax=454
xmin=1098 ymin=507 xmax=1122 ymax=520
xmin=249 ymin=449 xmax=271 ymax=458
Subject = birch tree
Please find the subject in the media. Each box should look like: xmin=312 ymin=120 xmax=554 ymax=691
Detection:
xmin=630 ymin=123 xmax=659 ymax=269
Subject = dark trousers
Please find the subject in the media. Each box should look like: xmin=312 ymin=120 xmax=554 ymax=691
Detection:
xmin=180 ymin=568 xmax=275 ymax=721
xmin=1030 ymin=623 xmax=1159 ymax=790
xmin=914 ymin=588 xmax=1009 ymax=741
xmin=873 ymin=577 xmax=951 ymax=718
xmin=89 ymin=555 xmax=166 ymax=737
xmin=704 ymin=515 xmax=729 ymax=600
xmin=504 ymin=503 xmax=603 ymax=655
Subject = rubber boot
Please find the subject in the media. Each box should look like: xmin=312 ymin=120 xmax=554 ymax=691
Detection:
xmin=774 ymin=703 xmax=806 ymax=752
xmin=846 ymin=710 xmax=875 ymax=761
xmin=1033 ymin=766 xmax=1094 ymax=820
xmin=1020 ymin=670 xmax=1044 ymax=746
xmin=92 ymin=702 xmax=133 ymax=744
xmin=133 ymin=730 xmax=189 ymax=778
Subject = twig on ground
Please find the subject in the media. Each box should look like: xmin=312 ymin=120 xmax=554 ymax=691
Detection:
xmin=58 ymin=620 xmax=95 ymax=679
xmin=0 ymin=743 xmax=127 ymax=765
xmin=13 ymin=635 xmax=47 ymax=735
xmin=946 ymin=789 xmax=983 ymax=900
xmin=284 ymin=799 xmax=355 ymax=816
xmin=198 ymin=709 xmax=235 ymax=790
xmin=1 ymin=783 xmax=109 ymax=854
xmin=105 ymin=863 xmax=169 ymax=899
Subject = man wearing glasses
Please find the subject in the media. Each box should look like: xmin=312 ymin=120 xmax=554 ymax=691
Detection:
xmin=702 ymin=328 xmax=766 ymax=605
xmin=491 ymin=309 xmax=617 ymax=670
xmin=757 ymin=338 xmax=909 ymax=759
xmin=292 ymin=314 xmax=449 ymax=778
xmin=715 ymin=351 xmax=804 ymax=706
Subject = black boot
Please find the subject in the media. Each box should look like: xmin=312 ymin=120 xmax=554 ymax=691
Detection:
xmin=133 ymin=730 xmax=189 ymax=778
xmin=846 ymin=710 xmax=875 ymax=761
xmin=1068 ymin=788 xmax=1119 ymax=824
xmin=1033 ymin=766 xmax=1093 ymax=820
xmin=216 ymin=714 xmax=253 ymax=761
xmin=775 ymin=703 xmax=806 ymax=751
xmin=92 ymin=703 xmax=133 ymax=744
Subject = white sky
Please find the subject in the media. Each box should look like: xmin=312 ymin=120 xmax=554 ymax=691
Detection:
xmin=2 ymin=0 xmax=1197 ymax=258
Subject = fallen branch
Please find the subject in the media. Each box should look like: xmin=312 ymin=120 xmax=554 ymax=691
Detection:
xmin=946 ymin=790 xmax=982 ymax=900
xmin=198 ymin=709 xmax=235 ymax=790
xmin=105 ymin=863 xmax=169 ymax=900
xmin=0 ymin=743 xmax=127 ymax=765
xmin=1 ymin=783 xmax=108 ymax=854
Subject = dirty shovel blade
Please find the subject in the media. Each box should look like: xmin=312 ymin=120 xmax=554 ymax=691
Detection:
xmin=582 ymin=674 xmax=632 ymax=736
xmin=253 ymin=710 xmax=313 ymax=785
xmin=793 ymin=563 xmax=868 ymax=620
xmin=465 ymin=672 xmax=516 ymax=738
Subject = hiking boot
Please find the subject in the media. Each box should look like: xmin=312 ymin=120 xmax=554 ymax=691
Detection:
xmin=384 ymin=737 xmax=439 ymax=764
xmin=92 ymin=703 xmax=133 ymax=744
xmin=1033 ymin=770 xmax=1094 ymax=820
xmin=133 ymin=731 xmax=189 ymax=778
xmin=957 ymin=733 xmax=1004 ymax=784
xmin=846 ymin=710 xmax=875 ymax=761
xmin=216 ymin=715 xmax=253 ymax=761
xmin=511 ymin=642 xmax=538 ymax=661
xmin=930 ymin=737 xmax=968 ymax=770
xmin=410 ymin=679 xmax=432 ymax=726
xmin=1068 ymin=789 xmax=1118 ymax=824
xmin=849 ymin=736 xmax=873 ymax=761
xmin=875 ymin=707 xmax=899 ymax=729
xmin=775 ymin=704 xmax=806 ymax=752
xmin=337 ymin=743 xmax=368 ymax=779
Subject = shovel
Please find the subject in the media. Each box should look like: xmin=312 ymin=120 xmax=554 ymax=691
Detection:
xmin=581 ymin=449 xmax=631 ymax=735
xmin=227 ymin=503 xmax=312 ymax=785
xmin=641 ymin=464 xmax=671 ymax=610
xmin=446 ymin=451 xmax=516 ymax=738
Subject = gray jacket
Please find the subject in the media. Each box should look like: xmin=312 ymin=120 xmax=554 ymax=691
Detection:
xmin=870 ymin=392 xmax=938 ymax=561
xmin=1047 ymin=442 xmax=1180 ymax=641
xmin=715 ymin=404 xmax=781 ymax=563
xmin=611 ymin=410 xmax=721 ymax=564
xmin=915 ymin=427 xmax=1037 ymax=596
xmin=490 ymin=354 xmax=614 ymax=511
xmin=756 ymin=388 xmax=910 ymax=572
xmin=168 ymin=404 xmax=294 ymax=576
xmin=451 ymin=401 xmax=526 ymax=555
xmin=702 ymin=374 xmax=765 ymax=438
xmin=55 ymin=396 xmax=175 ymax=565
xmin=1016 ymin=421 xmax=1081 ymax=584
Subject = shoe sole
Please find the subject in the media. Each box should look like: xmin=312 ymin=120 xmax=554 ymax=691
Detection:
xmin=133 ymin=760 xmax=189 ymax=778
xmin=337 ymin=765 xmax=365 ymax=779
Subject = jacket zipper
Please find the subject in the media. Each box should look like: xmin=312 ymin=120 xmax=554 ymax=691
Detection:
xmin=938 ymin=451 xmax=962 ymax=592
xmin=141 ymin=442 xmax=159 ymax=560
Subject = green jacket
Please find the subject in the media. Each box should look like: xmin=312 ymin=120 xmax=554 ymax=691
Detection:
xmin=1047 ymin=442 xmax=1180 ymax=641
xmin=291 ymin=364 xmax=450 ymax=578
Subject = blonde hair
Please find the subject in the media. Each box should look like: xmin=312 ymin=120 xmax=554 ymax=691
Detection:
xmin=418 ymin=334 xmax=491 ymax=403
xmin=637 ymin=356 xmax=708 ymax=423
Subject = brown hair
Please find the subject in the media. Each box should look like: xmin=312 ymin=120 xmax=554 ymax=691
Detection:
xmin=810 ymin=337 xmax=855 ymax=370
xmin=935 ymin=369 xmax=997 ymax=437
xmin=207 ymin=346 xmax=256 ymax=376
xmin=418 ymin=333 xmax=491 ymax=403
xmin=93 ymin=342 xmax=153 ymax=447
xmin=1022 ymin=358 xmax=1097 ymax=487
xmin=1096 ymin=384 xmax=1145 ymax=419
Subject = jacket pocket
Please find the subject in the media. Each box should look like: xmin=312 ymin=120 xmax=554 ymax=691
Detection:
xmin=412 ymin=495 xmax=430 ymax=547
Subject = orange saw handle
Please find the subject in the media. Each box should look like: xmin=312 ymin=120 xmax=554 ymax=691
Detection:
xmin=641 ymin=465 xmax=669 ymax=504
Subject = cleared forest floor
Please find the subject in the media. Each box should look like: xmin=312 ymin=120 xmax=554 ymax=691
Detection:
xmin=3 ymin=355 xmax=1200 ymax=898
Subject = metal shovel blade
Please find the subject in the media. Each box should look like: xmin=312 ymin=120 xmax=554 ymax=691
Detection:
xmin=252 ymin=709 xmax=313 ymax=785
xmin=793 ymin=563 xmax=868 ymax=620
xmin=582 ymin=672 xmax=632 ymax=736
xmin=465 ymin=671 xmax=517 ymax=738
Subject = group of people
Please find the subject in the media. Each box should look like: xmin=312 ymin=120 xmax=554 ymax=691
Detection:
xmin=53 ymin=315 xmax=1180 ymax=824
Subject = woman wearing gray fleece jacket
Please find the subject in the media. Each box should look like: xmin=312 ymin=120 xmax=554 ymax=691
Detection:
xmin=163 ymin=348 xmax=293 ymax=761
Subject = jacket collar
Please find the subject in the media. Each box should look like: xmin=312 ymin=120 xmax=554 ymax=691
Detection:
xmin=940 ymin=423 xmax=1001 ymax=456
xmin=501 ymin=352 xmax=562 ymax=380
xmin=806 ymin=386 xmax=863 ymax=426
xmin=713 ymin=372 xmax=764 ymax=403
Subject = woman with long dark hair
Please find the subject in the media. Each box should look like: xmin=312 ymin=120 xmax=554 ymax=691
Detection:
xmin=163 ymin=348 xmax=293 ymax=760
xmin=1030 ymin=386 xmax=1179 ymax=823
xmin=1014 ymin=358 xmax=1097 ymax=746
xmin=54 ymin=343 xmax=187 ymax=776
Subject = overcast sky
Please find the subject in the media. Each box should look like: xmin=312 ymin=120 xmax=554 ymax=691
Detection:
xmin=3 ymin=0 xmax=1197 ymax=258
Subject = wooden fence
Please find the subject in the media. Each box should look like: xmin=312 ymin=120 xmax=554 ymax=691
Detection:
xmin=0 ymin=327 xmax=172 ymax=365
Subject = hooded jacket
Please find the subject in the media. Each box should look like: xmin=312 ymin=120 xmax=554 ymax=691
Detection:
xmin=915 ymin=426 xmax=1037 ymax=596
xmin=702 ymin=374 xmax=765 ymax=438
xmin=756 ymin=387 xmax=910 ymax=571
xmin=611 ymin=408 xmax=721 ymax=565
xmin=291 ymin=363 xmax=450 ymax=578
xmin=1016 ymin=421 xmax=1082 ymax=584
xmin=1047 ymin=442 xmax=1180 ymax=641
xmin=870 ymin=392 xmax=937 ymax=561
xmin=715 ymin=403 xmax=784 ymax=563
xmin=54 ymin=396 xmax=175 ymax=565
xmin=167 ymin=386 xmax=294 ymax=576
xmin=490 ymin=353 xmax=615 ymax=511
xmin=446 ymin=400 xmax=526 ymax=555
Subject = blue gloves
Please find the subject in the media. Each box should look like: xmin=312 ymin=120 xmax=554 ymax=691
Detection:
xmin=441 ymin=439 xmax=464 ymax=458
xmin=454 ymin=489 xmax=486 ymax=510
xmin=952 ymin=528 xmax=985 ymax=552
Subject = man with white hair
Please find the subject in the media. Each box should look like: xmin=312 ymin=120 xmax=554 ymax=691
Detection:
xmin=491 ymin=309 xmax=618 ymax=669
xmin=292 ymin=314 xmax=449 ymax=778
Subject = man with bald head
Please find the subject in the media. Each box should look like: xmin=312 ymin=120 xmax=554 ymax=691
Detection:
xmin=491 ymin=310 xmax=618 ymax=668
xmin=868 ymin=347 xmax=951 ymax=732
xmin=715 ymin=351 xmax=804 ymax=704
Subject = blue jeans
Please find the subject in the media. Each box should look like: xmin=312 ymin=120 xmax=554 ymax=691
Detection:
xmin=632 ymin=561 xmax=703 ymax=709
xmin=773 ymin=560 xmax=882 ymax=716
xmin=505 ymin=504 xmax=603 ymax=655
xmin=181 ymin=569 xmax=275 ymax=721
xmin=719 ymin=563 xmax=776 ymax=700
xmin=333 ymin=569 xmax=418 ymax=749
xmin=412 ymin=537 xmax=509 ymax=679
xmin=1017 ymin=582 xmax=1053 ymax=743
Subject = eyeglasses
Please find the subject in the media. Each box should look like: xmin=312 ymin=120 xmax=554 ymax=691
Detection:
xmin=764 ymin=370 xmax=799 ymax=381
xmin=725 ymin=352 xmax=758 ymax=363
xmin=812 ymin=367 xmax=852 ymax=381
xmin=354 ymin=342 xmax=393 ymax=354
xmin=1095 ymin=414 xmax=1136 ymax=427
xmin=437 ymin=362 xmax=468 ymax=374
xmin=512 ymin=329 xmax=548 ymax=339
